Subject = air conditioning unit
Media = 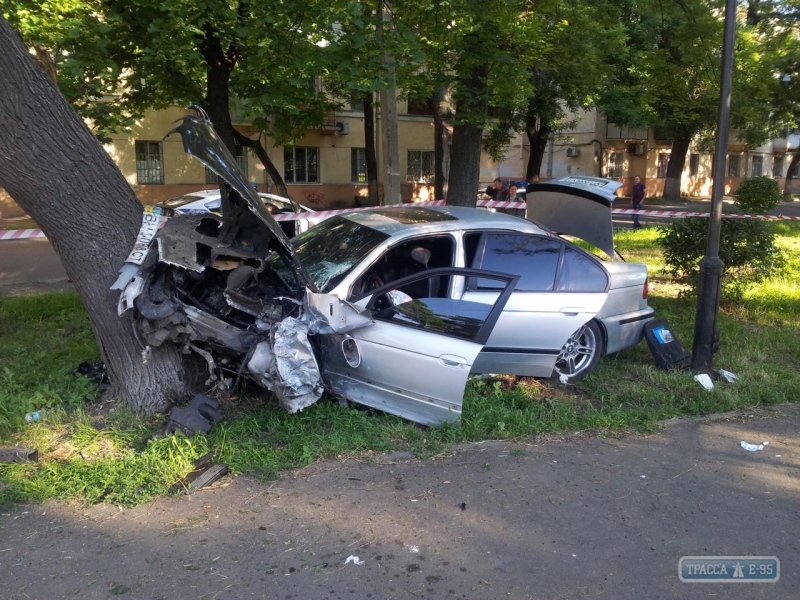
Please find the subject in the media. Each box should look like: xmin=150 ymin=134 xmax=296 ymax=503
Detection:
xmin=627 ymin=142 xmax=646 ymax=156
xmin=565 ymin=146 xmax=580 ymax=158
xmin=336 ymin=121 xmax=350 ymax=135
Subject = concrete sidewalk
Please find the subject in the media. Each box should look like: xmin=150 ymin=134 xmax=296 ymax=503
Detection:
xmin=2 ymin=405 xmax=798 ymax=599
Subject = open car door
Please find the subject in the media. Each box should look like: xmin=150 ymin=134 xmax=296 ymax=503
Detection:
xmin=320 ymin=268 xmax=518 ymax=427
xmin=526 ymin=176 xmax=623 ymax=260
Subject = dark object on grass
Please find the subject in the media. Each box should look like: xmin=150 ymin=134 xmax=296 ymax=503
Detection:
xmin=0 ymin=446 xmax=38 ymax=463
xmin=460 ymin=502 xmax=467 ymax=511
xmin=72 ymin=361 xmax=109 ymax=385
xmin=169 ymin=450 xmax=229 ymax=494
xmin=643 ymin=318 xmax=692 ymax=371
xmin=161 ymin=394 xmax=223 ymax=435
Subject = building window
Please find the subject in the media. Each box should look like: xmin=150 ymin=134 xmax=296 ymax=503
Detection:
xmin=751 ymin=155 xmax=763 ymax=177
xmin=727 ymin=154 xmax=741 ymax=177
xmin=772 ymin=155 xmax=784 ymax=178
xmin=689 ymin=153 xmax=700 ymax=177
xmin=606 ymin=151 xmax=624 ymax=178
xmin=206 ymin=144 xmax=247 ymax=184
xmin=407 ymin=150 xmax=434 ymax=183
xmin=349 ymin=91 xmax=365 ymax=112
xmin=284 ymin=147 xmax=320 ymax=184
xmin=657 ymin=153 xmax=670 ymax=178
xmin=135 ymin=140 xmax=164 ymax=185
xmin=351 ymin=148 xmax=367 ymax=183
xmin=606 ymin=122 xmax=647 ymax=140
xmin=407 ymin=96 xmax=434 ymax=116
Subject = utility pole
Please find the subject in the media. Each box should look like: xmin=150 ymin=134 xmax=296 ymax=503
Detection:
xmin=377 ymin=2 xmax=402 ymax=205
xmin=691 ymin=0 xmax=737 ymax=372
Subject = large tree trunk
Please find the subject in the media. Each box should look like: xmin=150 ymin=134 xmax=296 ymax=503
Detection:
xmin=363 ymin=92 xmax=380 ymax=206
xmin=446 ymin=64 xmax=489 ymax=207
xmin=785 ymin=150 xmax=800 ymax=198
xmin=525 ymin=121 xmax=551 ymax=182
xmin=433 ymin=85 xmax=449 ymax=200
xmin=0 ymin=17 xmax=190 ymax=413
xmin=662 ymin=135 xmax=692 ymax=201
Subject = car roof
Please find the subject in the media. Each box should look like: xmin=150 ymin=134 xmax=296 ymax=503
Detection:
xmin=342 ymin=205 xmax=548 ymax=237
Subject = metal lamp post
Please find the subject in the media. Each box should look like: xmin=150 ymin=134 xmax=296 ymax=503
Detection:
xmin=691 ymin=0 xmax=738 ymax=373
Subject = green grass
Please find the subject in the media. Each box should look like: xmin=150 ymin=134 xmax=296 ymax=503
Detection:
xmin=1 ymin=223 xmax=798 ymax=506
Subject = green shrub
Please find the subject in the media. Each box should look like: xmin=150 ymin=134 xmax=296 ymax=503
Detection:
xmin=733 ymin=176 xmax=782 ymax=213
xmin=657 ymin=217 xmax=784 ymax=295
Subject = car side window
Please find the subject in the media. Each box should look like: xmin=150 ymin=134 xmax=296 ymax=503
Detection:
xmin=555 ymin=246 xmax=609 ymax=292
xmin=372 ymin=274 xmax=492 ymax=342
xmin=469 ymin=233 xmax=561 ymax=291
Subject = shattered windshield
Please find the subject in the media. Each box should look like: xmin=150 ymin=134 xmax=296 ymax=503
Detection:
xmin=268 ymin=217 xmax=389 ymax=292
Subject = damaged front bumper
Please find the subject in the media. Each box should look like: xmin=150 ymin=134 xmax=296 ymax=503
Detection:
xmin=115 ymin=209 xmax=372 ymax=414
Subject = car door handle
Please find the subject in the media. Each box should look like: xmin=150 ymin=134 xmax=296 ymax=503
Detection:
xmin=560 ymin=308 xmax=584 ymax=317
xmin=439 ymin=354 xmax=468 ymax=368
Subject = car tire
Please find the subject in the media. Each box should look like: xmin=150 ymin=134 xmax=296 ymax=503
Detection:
xmin=552 ymin=320 xmax=604 ymax=383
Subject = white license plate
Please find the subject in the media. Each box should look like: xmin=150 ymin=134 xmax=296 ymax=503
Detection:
xmin=125 ymin=206 xmax=168 ymax=265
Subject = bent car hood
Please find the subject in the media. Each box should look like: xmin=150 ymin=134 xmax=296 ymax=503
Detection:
xmin=165 ymin=115 xmax=317 ymax=292
xmin=525 ymin=176 xmax=622 ymax=259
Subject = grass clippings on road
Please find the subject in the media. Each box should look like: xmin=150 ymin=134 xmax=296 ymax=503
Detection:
xmin=1 ymin=223 xmax=798 ymax=506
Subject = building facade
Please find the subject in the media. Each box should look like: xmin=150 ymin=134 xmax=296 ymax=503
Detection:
xmin=1 ymin=102 xmax=797 ymax=219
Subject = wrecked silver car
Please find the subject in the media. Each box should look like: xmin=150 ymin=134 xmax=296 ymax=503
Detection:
xmin=113 ymin=115 xmax=517 ymax=426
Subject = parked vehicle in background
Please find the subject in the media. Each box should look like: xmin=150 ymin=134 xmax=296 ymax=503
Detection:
xmin=157 ymin=190 xmax=318 ymax=237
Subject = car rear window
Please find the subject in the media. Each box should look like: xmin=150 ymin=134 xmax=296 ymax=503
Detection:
xmin=268 ymin=216 xmax=389 ymax=292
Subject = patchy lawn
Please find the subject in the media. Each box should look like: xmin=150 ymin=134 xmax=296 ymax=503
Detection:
xmin=1 ymin=223 xmax=798 ymax=506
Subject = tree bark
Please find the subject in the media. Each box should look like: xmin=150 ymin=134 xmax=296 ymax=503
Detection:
xmin=525 ymin=121 xmax=551 ymax=182
xmin=785 ymin=150 xmax=800 ymax=198
xmin=662 ymin=135 xmax=692 ymax=201
xmin=446 ymin=64 xmax=489 ymax=207
xmin=0 ymin=17 xmax=190 ymax=414
xmin=447 ymin=122 xmax=484 ymax=206
xmin=433 ymin=85 xmax=449 ymax=200
xmin=363 ymin=92 xmax=380 ymax=206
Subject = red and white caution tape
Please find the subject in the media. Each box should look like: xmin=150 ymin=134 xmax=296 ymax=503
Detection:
xmin=0 ymin=228 xmax=46 ymax=240
xmin=2 ymin=202 xmax=798 ymax=240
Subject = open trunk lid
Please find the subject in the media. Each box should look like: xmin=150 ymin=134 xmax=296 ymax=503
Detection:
xmin=526 ymin=176 xmax=623 ymax=259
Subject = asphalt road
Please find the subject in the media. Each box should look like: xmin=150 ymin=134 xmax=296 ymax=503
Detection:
xmin=0 ymin=238 xmax=69 ymax=295
xmin=2 ymin=405 xmax=798 ymax=599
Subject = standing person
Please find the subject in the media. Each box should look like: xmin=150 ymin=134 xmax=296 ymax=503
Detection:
xmin=484 ymin=178 xmax=510 ymax=202
xmin=631 ymin=176 xmax=645 ymax=230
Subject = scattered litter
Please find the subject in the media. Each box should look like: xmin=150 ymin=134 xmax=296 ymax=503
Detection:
xmin=640 ymin=475 xmax=647 ymax=479
xmin=344 ymin=556 xmax=365 ymax=565
xmin=72 ymin=361 xmax=109 ymax=388
xmin=559 ymin=374 xmax=569 ymax=384
xmin=572 ymin=554 xmax=577 ymax=557
xmin=775 ymin=455 xmax=782 ymax=458
xmin=0 ymin=446 xmax=38 ymax=464
xmin=460 ymin=502 xmax=467 ymax=511
xmin=443 ymin=481 xmax=451 ymax=484
xmin=409 ymin=546 xmax=419 ymax=553
xmin=693 ymin=373 xmax=714 ymax=390
xmin=410 ymin=499 xmax=419 ymax=502
xmin=160 ymin=394 xmax=224 ymax=436
xmin=717 ymin=369 xmax=738 ymax=383
xmin=168 ymin=451 xmax=228 ymax=494
xmin=740 ymin=440 xmax=769 ymax=452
